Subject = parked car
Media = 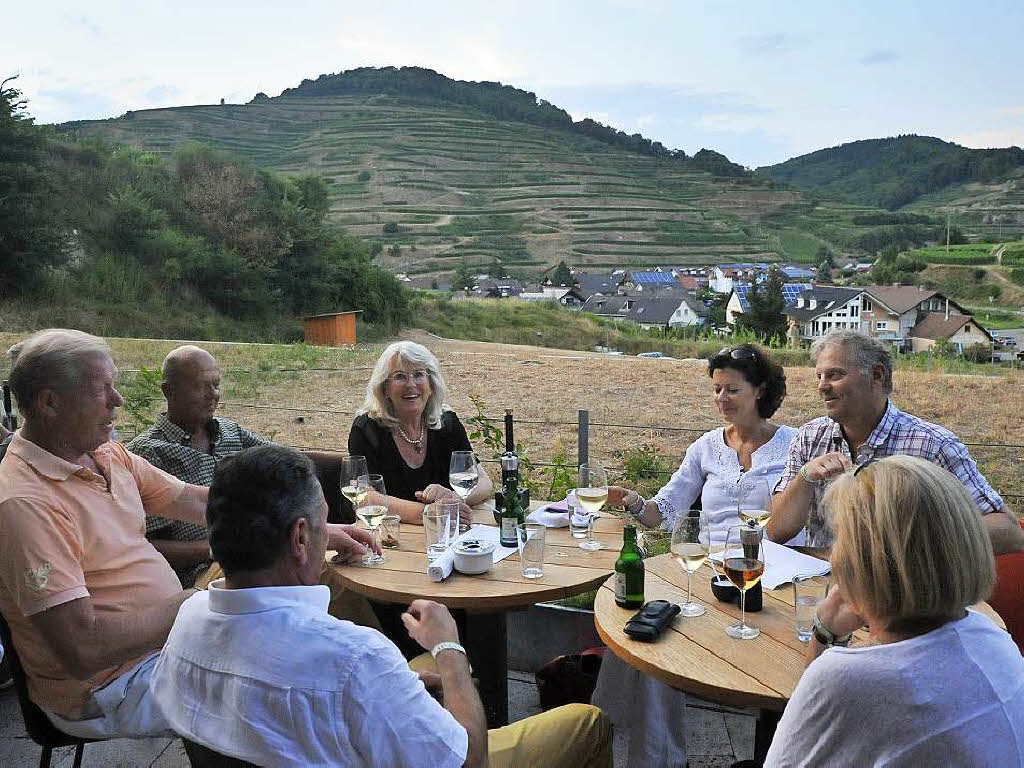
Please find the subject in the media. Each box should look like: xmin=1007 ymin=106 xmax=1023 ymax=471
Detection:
xmin=637 ymin=351 xmax=675 ymax=359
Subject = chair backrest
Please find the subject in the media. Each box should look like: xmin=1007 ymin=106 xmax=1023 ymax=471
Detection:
xmin=304 ymin=451 xmax=355 ymax=524
xmin=182 ymin=738 xmax=260 ymax=768
xmin=0 ymin=610 xmax=90 ymax=749
xmin=991 ymin=544 xmax=1024 ymax=654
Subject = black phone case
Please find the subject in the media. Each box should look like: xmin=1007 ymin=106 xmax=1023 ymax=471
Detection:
xmin=623 ymin=600 xmax=680 ymax=641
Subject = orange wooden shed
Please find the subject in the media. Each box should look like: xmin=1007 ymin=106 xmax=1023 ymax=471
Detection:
xmin=302 ymin=310 xmax=362 ymax=346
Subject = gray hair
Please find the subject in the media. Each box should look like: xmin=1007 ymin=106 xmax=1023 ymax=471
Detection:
xmin=9 ymin=329 xmax=112 ymax=418
xmin=811 ymin=330 xmax=893 ymax=394
xmin=359 ymin=341 xmax=448 ymax=429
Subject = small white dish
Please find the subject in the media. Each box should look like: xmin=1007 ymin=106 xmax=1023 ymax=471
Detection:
xmin=453 ymin=539 xmax=496 ymax=574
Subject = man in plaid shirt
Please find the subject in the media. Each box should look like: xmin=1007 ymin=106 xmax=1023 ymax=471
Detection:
xmin=768 ymin=330 xmax=1023 ymax=553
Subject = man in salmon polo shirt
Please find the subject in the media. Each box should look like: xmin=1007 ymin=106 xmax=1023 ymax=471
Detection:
xmin=0 ymin=329 xmax=376 ymax=739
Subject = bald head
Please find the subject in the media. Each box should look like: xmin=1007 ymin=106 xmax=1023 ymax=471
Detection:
xmin=162 ymin=346 xmax=221 ymax=429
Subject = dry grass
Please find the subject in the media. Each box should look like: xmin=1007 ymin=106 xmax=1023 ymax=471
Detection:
xmin=2 ymin=330 xmax=1021 ymax=502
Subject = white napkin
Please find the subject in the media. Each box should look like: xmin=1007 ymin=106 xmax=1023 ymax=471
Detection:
xmin=710 ymin=539 xmax=830 ymax=590
xmin=427 ymin=547 xmax=456 ymax=582
xmin=526 ymin=491 xmax=577 ymax=528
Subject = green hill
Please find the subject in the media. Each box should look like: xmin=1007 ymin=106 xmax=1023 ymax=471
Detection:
xmin=757 ymin=135 xmax=1024 ymax=227
xmin=60 ymin=67 xmax=892 ymax=277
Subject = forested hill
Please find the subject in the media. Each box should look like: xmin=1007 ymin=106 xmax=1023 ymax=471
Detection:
xmin=271 ymin=66 xmax=748 ymax=177
xmin=758 ymin=135 xmax=1024 ymax=210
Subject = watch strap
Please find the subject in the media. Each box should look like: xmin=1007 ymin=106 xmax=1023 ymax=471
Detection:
xmin=812 ymin=614 xmax=852 ymax=647
xmin=430 ymin=641 xmax=468 ymax=660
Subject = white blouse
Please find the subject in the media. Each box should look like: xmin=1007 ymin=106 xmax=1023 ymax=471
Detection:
xmin=651 ymin=425 xmax=798 ymax=543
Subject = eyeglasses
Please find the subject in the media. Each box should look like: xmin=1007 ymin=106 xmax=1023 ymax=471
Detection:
xmin=387 ymin=370 xmax=429 ymax=384
xmin=716 ymin=346 xmax=756 ymax=361
xmin=853 ymin=458 xmax=878 ymax=477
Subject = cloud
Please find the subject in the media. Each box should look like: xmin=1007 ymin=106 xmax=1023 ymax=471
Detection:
xmin=66 ymin=15 xmax=102 ymax=37
xmin=739 ymin=33 xmax=803 ymax=56
xmin=36 ymin=87 xmax=119 ymax=122
xmin=859 ymin=49 xmax=900 ymax=66
xmin=952 ymin=128 xmax=1024 ymax=149
xmin=144 ymin=84 xmax=182 ymax=103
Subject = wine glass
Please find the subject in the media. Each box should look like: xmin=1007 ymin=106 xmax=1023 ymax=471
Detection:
xmin=340 ymin=456 xmax=369 ymax=517
xmin=737 ymin=476 xmax=772 ymax=529
xmin=723 ymin=525 xmax=765 ymax=640
xmin=671 ymin=510 xmax=709 ymax=617
xmin=577 ymin=461 xmax=608 ymax=551
xmin=355 ymin=474 xmax=387 ymax=566
xmin=449 ymin=451 xmax=479 ymax=533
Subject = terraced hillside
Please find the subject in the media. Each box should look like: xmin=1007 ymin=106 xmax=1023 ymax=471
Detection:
xmin=61 ymin=94 xmax=805 ymax=278
xmin=905 ymin=169 xmax=1024 ymax=243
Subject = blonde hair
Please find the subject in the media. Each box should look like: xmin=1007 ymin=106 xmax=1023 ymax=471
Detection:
xmin=358 ymin=341 xmax=448 ymax=430
xmin=9 ymin=329 xmax=112 ymax=418
xmin=825 ymin=456 xmax=994 ymax=631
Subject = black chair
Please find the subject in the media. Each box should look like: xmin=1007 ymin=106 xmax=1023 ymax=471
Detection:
xmin=304 ymin=450 xmax=355 ymax=524
xmin=0 ymin=612 xmax=100 ymax=768
xmin=182 ymin=738 xmax=259 ymax=767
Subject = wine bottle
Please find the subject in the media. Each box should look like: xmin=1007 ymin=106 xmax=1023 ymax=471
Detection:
xmin=501 ymin=409 xmax=518 ymax=486
xmin=615 ymin=525 xmax=645 ymax=608
xmin=499 ymin=470 xmax=524 ymax=548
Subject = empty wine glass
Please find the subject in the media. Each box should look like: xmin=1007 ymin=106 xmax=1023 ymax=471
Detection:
xmin=449 ymin=451 xmax=478 ymax=532
xmin=340 ymin=456 xmax=369 ymax=518
xmin=577 ymin=462 xmax=608 ymax=551
xmin=355 ymin=474 xmax=387 ymax=566
xmin=723 ymin=525 xmax=765 ymax=640
xmin=671 ymin=510 xmax=709 ymax=617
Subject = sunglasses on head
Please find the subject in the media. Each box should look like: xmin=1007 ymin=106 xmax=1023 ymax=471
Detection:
xmin=716 ymin=346 xmax=756 ymax=361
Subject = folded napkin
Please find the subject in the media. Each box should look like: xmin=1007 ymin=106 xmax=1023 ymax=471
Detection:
xmin=427 ymin=547 xmax=456 ymax=582
xmin=526 ymin=491 xmax=576 ymax=528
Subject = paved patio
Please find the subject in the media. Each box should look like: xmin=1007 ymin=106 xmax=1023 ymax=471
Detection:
xmin=0 ymin=672 xmax=755 ymax=766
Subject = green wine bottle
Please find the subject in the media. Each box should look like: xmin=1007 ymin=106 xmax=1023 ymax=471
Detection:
xmin=615 ymin=524 xmax=645 ymax=608
xmin=499 ymin=470 xmax=523 ymax=548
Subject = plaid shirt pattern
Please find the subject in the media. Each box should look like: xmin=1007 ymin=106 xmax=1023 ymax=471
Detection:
xmin=776 ymin=401 xmax=1003 ymax=548
xmin=126 ymin=414 xmax=267 ymax=585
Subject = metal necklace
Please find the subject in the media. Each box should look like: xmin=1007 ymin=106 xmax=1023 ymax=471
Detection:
xmin=396 ymin=421 xmax=425 ymax=453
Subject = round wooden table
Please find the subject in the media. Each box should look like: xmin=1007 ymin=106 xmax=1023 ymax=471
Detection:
xmin=594 ymin=552 xmax=1005 ymax=761
xmin=330 ymin=505 xmax=627 ymax=726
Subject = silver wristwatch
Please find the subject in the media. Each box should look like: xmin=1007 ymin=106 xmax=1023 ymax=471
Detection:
xmin=812 ymin=614 xmax=852 ymax=647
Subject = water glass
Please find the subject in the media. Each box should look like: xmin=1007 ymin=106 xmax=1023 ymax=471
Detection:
xmin=567 ymin=495 xmax=589 ymax=539
xmin=517 ymin=523 xmax=546 ymax=579
xmin=423 ymin=508 xmax=453 ymax=561
xmin=438 ymin=499 xmax=461 ymax=542
xmin=793 ymin=573 xmax=830 ymax=642
xmin=380 ymin=515 xmax=401 ymax=549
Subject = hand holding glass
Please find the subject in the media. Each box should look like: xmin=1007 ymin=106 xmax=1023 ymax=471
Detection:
xmin=355 ymin=474 xmax=387 ymax=566
xmin=671 ymin=510 xmax=709 ymax=617
xmin=723 ymin=525 xmax=765 ymax=640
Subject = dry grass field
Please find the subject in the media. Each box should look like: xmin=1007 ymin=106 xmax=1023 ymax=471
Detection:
xmin=2 ymin=330 xmax=1021 ymax=503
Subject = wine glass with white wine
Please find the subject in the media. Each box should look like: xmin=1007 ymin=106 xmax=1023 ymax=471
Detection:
xmin=671 ymin=509 xmax=709 ymax=617
xmin=737 ymin=476 xmax=772 ymax=529
xmin=577 ymin=461 xmax=608 ymax=551
xmin=340 ymin=456 xmax=369 ymax=517
xmin=355 ymin=474 xmax=388 ymax=566
xmin=723 ymin=525 xmax=765 ymax=640
xmin=449 ymin=451 xmax=478 ymax=532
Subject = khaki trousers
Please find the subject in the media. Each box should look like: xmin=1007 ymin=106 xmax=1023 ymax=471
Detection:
xmin=409 ymin=654 xmax=613 ymax=768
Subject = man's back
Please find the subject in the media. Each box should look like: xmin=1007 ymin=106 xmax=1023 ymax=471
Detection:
xmin=152 ymin=583 xmax=468 ymax=768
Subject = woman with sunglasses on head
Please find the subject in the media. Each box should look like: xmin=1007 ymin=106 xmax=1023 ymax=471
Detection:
xmin=608 ymin=343 xmax=796 ymax=543
xmin=766 ymin=456 xmax=1024 ymax=766
xmin=597 ymin=343 xmax=797 ymax=767
xmin=348 ymin=341 xmax=492 ymax=525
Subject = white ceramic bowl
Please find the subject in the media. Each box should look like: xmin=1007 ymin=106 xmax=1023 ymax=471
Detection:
xmin=453 ymin=539 xmax=496 ymax=575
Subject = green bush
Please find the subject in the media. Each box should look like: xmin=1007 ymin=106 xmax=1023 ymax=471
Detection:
xmin=357 ymin=170 xmax=371 ymax=181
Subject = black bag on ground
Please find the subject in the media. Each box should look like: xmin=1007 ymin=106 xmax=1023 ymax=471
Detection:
xmin=534 ymin=646 xmax=605 ymax=711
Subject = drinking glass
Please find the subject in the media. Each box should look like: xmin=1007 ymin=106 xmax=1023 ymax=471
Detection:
xmin=355 ymin=474 xmax=387 ymax=566
xmin=423 ymin=506 xmax=453 ymax=561
xmin=577 ymin=462 xmax=608 ymax=551
xmin=671 ymin=510 xmax=709 ymax=617
xmin=723 ymin=525 xmax=765 ymax=640
xmin=438 ymin=499 xmax=461 ymax=544
xmin=380 ymin=515 xmax=401 ymax=549
xmin=793 ymin=573 xmax=830 ymax=642
xmin=517 ymin=523 xmax=546 ymax=579
xmin=340 ymin=455 xmax=369 ymax=515
xmin=738 ymin=476 xmax=772 ymax=529
xmin=449 ymin=451 xmax=479 ymax=500
xmin=567 ymin=494 xmax=589 ymax=539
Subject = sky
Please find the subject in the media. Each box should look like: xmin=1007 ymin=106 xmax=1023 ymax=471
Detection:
xmin=5 ymin=1 xmax=1024 ymax=168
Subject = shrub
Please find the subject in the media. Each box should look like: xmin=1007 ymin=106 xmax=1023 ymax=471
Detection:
xmin=357 ymin=170 xmax=371 ymax=181
xmin=382 ymin=222 xmax=400 ymax=234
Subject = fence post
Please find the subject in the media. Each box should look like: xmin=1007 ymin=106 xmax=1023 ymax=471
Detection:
xmin=578 ymin=409 xmax=589 ymax=468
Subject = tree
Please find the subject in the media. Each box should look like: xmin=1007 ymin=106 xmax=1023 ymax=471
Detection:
xmin=487 ymin=259 xmax=506 ymax=278
xmin=736 ymin=267 xmax=787 ymax=343
xmin=451 ymin=261 xmax=474 ymax=290
xmin=551 ymin=260 xmax=573 ymax=286
xmin=817 ymin=262 xmax=833 ymax=283
xmin=0 ymin=76 xmax=69 ymax=295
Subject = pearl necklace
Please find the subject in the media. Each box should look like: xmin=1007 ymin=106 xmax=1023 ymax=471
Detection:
xmin=396 ymin=421 xmax=425 ymax=453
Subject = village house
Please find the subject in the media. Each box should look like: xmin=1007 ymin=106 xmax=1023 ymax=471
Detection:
xmin=859 ymin=285 xmax=966 ymax=343
xmin=726 ymin=283 xmax=814 ymax=326
xmin=907 ymin=313 xmax=993 ymax=354
xmin=784 ymin=286 xmax=865 ymax=341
